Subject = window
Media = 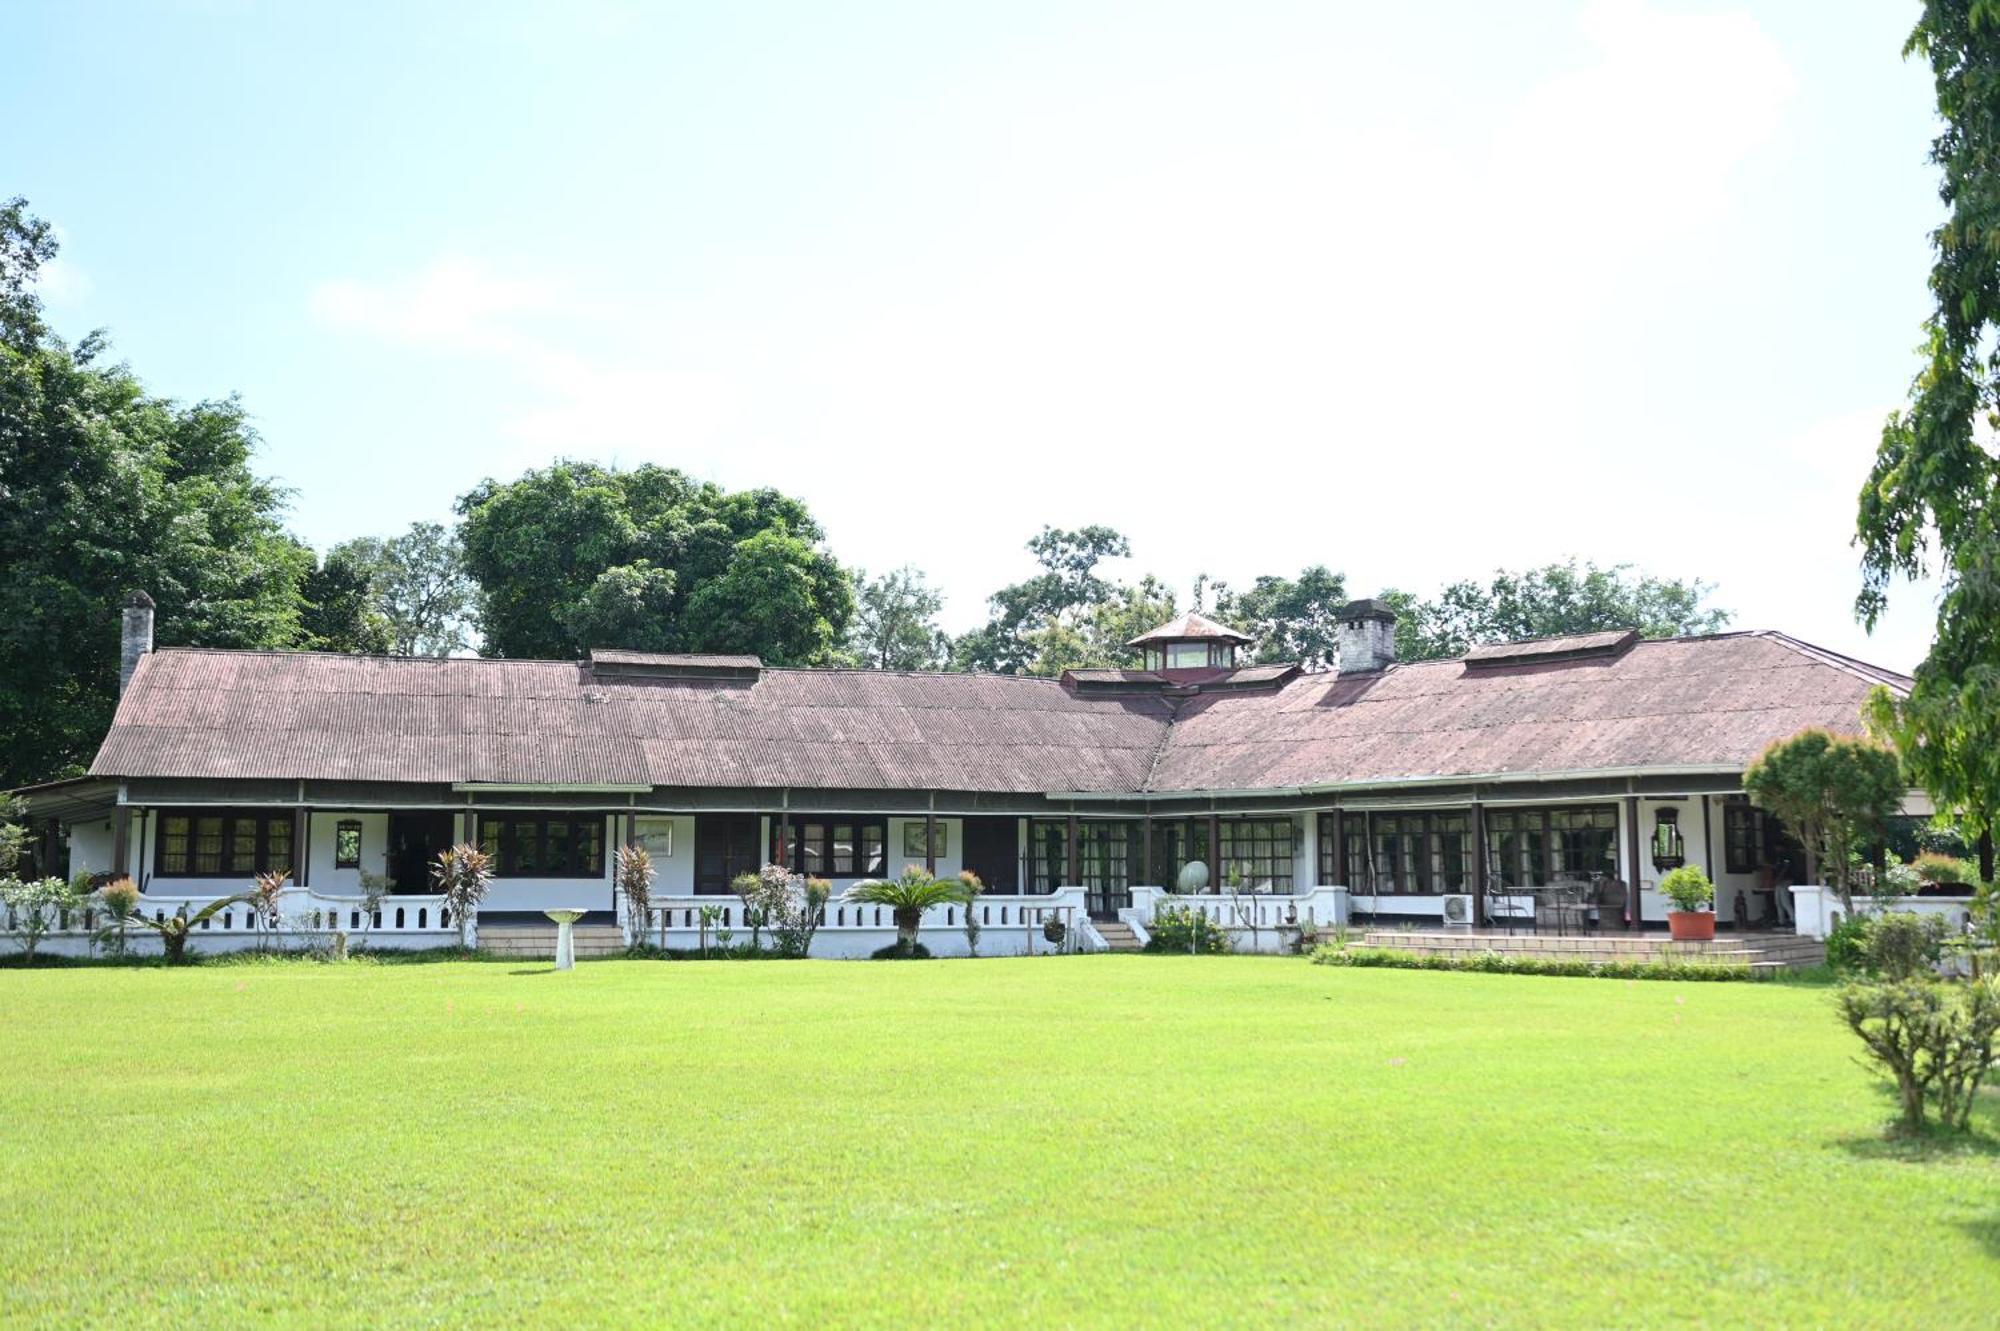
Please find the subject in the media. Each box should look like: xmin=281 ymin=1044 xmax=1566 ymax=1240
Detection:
xmin=334 ymin=820 xmax=363 ymax=870
xmin=1219 ymin=818 xmax=1294 ymax=891
xmin=478 ymin=814 xmax=605 ymax=879
xmin=1549 ymin=808 xmax=1617 ymax=879
xmin=1318 ymin=816 xmax=1340 ymax=886
xmin=1723 ymin=801 xmax=1806 ymax=877
xmin=1077 ymin=822 xmax=1134 ymax=891
xmin=1484 ymin=806 xmax=1617 ymax=888
xmin=1347 ymin=812 xmax=1469 ymax=894
xmin=778 ymin=819 xmax=887 ymax=879
xmin=155 ymin=810 xmax=294 ymax=878
xmin=1029 ymin=819 xmax=1070 ymax=892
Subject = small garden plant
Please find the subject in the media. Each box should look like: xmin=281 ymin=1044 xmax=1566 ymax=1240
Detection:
xmin=1659 ymin=864 xmax=1715 ymax=914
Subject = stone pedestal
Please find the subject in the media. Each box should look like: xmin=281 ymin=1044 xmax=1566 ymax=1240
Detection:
xmin=544 ymin=908 xmax=587 ymax=969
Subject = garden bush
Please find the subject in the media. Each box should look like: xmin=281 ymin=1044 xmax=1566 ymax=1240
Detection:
xmin=1826 ymin=913 xmax=1871 ymax=974
xmin=1838 ymin=976 xmax=2000 ymax=1133
xmin=1310 ymin=943 xmax=1757 ymax=982
xmin=871 ymin=940 xmax=932 ymax=960
xmin=1911 ymin=852 xmax=1975 ymax=890
xmin=1146 ymin=904 xmax=1231 ymax=954
xmin=1862 ymin=912 xmax=1949 ymax=981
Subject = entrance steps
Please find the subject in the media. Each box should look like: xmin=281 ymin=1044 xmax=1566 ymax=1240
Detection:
xmin=1356 ymin=929 xmax=1825 ymax=972
xmin=479 ymin=922 xmax=629 ymax=960
xmin=1094 ymin=920 xmax=1145 ymax=953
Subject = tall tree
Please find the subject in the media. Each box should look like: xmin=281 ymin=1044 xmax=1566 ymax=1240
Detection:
xmin=1858 ymin=2 xmax=2000 ymax=844
xmin=848 ymin=566 xmax=950 ymax=670
xmin=0 ymin=201 xmax=314 ymax=785
xmin=455 ymin=461 xmax=852 ymax=664
xmin=1211 ymin=565 xmax=1349 ymax=670
xmin=1382 ymin=560 xmax=1730 ymax=661
xmin=298 ymin=542 xmax=393 ymax=654
xmin=952 ymin=525 xmax=1136 ymax=674
xmin=329 ymin=522 xmax=475 ymax=656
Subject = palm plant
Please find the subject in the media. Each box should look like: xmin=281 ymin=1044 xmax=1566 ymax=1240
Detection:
xmin=247 ymin=870 xmax=289 ymax=952
xmin=846 ymin=865 xmax=972 ymax=955
xmin=431 ymin=844 xmax=494 ymax=950
xmin=616 ymin=844 xmax=655 ymax=950
xmin=132 ymin=894 xmax=249 ymax=964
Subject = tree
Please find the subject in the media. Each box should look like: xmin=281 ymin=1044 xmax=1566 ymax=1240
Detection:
xmin=1857 ymin=4 xmax=2000 ymax=851
xmin=298 ymin=542 xmax=393 ymax=654
xmin=952 ymin=525 xmax=1136 ymax=674
xmin=1742 ymin=729 xmax=1906 ymax=911
xmin=1211 ymin=565 xmax=1349 ymax=669
xmin=0 ymin=200 xmax=317 ymax=786
xmin=847 ymin=566 xmax=949 ymax=670
xmin=455 ymin=461 xmax=852 ymax=663
xmin=330 ymin=522 xmax=474 ymax=657
xmin=1382 ymin=560 xmax=1731 ymax=661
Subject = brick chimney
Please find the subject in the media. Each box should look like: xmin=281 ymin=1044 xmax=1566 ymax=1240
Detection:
xmin=1336 ymin=598 xmax=1398 ymax=675
xmin=120 ymin=591 xmax=154 ymax=694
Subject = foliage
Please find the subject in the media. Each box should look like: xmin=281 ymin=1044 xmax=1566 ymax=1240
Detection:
xmin=1310 ymin=942 xmax=1758 ymax=981
xmin=769 ymin=873 xmax=831 ymax=959
xmin=870 ymin=940 xmax=932 ymax=960
xmin=246 ymin=870 xmax=289 ymax=950
xmin=696 ymin=903 xmax=724 ymax=959
xmin=455 ymin=460 xmax=852 ymax=664
xmin=92 ymin=877 xmax=141 ymax=958
xmin=615 ymin=844 xmax=655 ymax=949
xmin=1208 ymin=565 xmax=1349 ymax=670
xmin=129 ymin=893 xmax=246 ymax=964
xmin=1380 ymin=559 xmax=1730 ymax=662
xmin=950 ymin=525 xmax=1135 ymax=674
xmin=1855 ymin=3 xmax=2000 ymax=861
xmin=297 ymin=542 xmax=393 ymax=653
xmin=1658 ymin=865 xmax=1716 ymax=914
xmin=846 ymin=865 xmax=972 ymax=950
xmin=1838 ymin=976 xmax=2000 ymax=1133
xmin=1862 ymin=912 xmax=1949 ymax=982
xmin=958 ymin=870 xmax=984 ymax=956
xmin=847 ymin=565 xmax=950 ymax=669
xmin=1911 ymin=852 xmax=1974 ymax=888
xmin=326 ymin=522 xmax=476 ymax=656
xmin=1 ymin=875 xmax=77 ymax=964
xmin=0 ymin=200 xmax=317 ymax=786
xmin=0 ymin=792 xmax=26 ymax=878
xmin=1826 ymin=913 xmax=1873 ymax=975
xmin=1743 ymin=729 xmax=1906 ymax=910
xmin=1146 ymin=903 xmax=1231 ymax=954
xmin=429 ymin=844 xmax=493 ymax=949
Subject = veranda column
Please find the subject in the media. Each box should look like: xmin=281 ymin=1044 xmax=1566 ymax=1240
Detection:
xmin=293 ymin=806 xmax=309 ymax=889
xmin=1140 ymin=811 xmax=1153 ymax=885
xmin=1470 ymin=802 xmax=1486 ymax=925
xmin=111 ymin=805 xmax=131 ymax=881
xmin=1207 ymin=812 xmax=1221 ymax=888
xmin=925 ymin=812 xmax=937 ymax=877
xmin=1625 ymin=797 xmax=1643 ymax=931
xmin=1330 ymin=807 xmax=1345 ymax=888
xmin=1065 ymin=814 xmax=1079 ymax=885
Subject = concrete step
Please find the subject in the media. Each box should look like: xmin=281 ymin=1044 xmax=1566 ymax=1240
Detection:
xmin=480 ymin=924 xmax=628 ymax=959
xmin=1094 ymin=921 xmax=1144 ymax=953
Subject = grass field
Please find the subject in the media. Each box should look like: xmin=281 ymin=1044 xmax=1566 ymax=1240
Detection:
xmin=1 ymin=955 xmax=1995 ymax=1327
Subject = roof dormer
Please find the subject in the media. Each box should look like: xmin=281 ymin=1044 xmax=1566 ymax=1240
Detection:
xmin=1126 ymin=612 xmax=1253 ymax=672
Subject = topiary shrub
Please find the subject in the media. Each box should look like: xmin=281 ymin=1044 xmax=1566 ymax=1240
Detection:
xmin=1658 ymin=865 xmax=1715 ymax=914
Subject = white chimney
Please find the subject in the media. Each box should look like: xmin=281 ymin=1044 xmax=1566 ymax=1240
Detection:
xmin=1336 ymin=598 xmax=1397 ymax=675
xmin=120 ymin=591 xmax=154 ymax=694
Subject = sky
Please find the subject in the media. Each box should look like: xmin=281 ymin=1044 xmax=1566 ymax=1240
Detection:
xmin=7 ymin=0 xmax=1949 ymax=670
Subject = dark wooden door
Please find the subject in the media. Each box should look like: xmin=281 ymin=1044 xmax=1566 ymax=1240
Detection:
xmin=694 ymin=814 xmax=761 ymax=894
xmin=387 ymin=812 xmax=456 ymax=893
xmin=961 ymin=817 xmax=1020 ymax=895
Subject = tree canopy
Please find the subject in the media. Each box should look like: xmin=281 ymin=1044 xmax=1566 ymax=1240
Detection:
xmin=0 ymin=200 xmax=314 ymax=785
xmin=454 ymin=461 xmax=852 ymax=665
xmin=847 ymin=566 xmax=949 ymax=670
xmin=1743 ymin=728 xmax=1906 ymax=910
xmin=327 ymin=522 xmax=476 ymax=657
xmin=1857 ymin=2 xmax=2000 ymax=841
xmin=1382 ymin=560 xmax=1730 ymax=662
xmin=1208 ymin=565 xmax=1349 ymax=670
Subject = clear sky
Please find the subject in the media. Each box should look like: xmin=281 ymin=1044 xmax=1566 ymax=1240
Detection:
xmin=9 ymin=0 xmax=1947 ymax=670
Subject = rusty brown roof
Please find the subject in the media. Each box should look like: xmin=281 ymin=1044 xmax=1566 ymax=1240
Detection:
xmin=87 ymin=631 xmax=1905 ymax=796
xmin=1126 ymin=612 xmax=1252 ymax=647
xmin=1144 ymin=632 xmax=1907 ymax=792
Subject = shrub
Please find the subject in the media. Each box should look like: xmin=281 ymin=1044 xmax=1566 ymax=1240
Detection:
xmin=247 ymin=870 xmax=289 ymax=950
xmin=430 ymin=844 xmax=494 ymax=949
xmin=1911 ymin=852 xmax=1975 ymax=889
xmin=959 ymin=870 xmax=984 ymax=957
xmin=847 ymin=866 xmax=970 ymax=952
xmin=1658 ymin=865 xmax=1715 ymax=914
xmin=93 ymin=877 xmax=142 ymax=958
xmin=1862 ymin=912 xmax=1947 ymax=981
xmin=1146 ymin=904 xmax=1230 ymax=954
xmin=1826 ymin=913 xmax=1871 ymax=974
xmin=1310 ymin=942 xmax=1756 ymax=982
xmin=770 ymin=874 xmax=831 ymax=959
xmin=615 ymin=844 xmax=655 ymax=949
xmin=1743 ymin=729 xmax=1904 ymax=911
xmin=132 ymin=894 xmax=248 ymax=964
xmin=1 ymin=876 xmax=79 ymax=965
xmin=1838 ymin=977 xmax=2000 ymax=1133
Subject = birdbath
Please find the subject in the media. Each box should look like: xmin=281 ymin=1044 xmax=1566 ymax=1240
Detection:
xmin=544 ymin=909 xmax=588 ymax=970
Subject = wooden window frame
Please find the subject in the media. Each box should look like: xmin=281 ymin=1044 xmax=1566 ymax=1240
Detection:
xmin=478 ymin=814 xmax=606 ymax=880
xmin=154 ymin=809 xmax=295 ymax=879
xmin=778 ymin=818 xmax=888 ymax=880
xmin=1219 ymin=817 xmax=1295 ymax=892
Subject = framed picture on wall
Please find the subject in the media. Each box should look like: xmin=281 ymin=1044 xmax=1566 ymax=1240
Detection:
xmin=634 ymin=817 xmax=674 ymax=860
xmin=901 ymin=820 xmax=947 ymax=858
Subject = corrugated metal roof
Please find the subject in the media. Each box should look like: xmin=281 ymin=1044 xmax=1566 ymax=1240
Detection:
xmin=1127 ymin=612 xmax=1253 ymax=646
xmin=1463 ymin=630 xmax=1637 ymax=665
xmin=86 ymin=632 xmax=1906 ymax=796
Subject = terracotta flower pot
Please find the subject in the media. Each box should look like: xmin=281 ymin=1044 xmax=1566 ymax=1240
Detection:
xmin=1667 ymin=910 xmax=1715 ymax=942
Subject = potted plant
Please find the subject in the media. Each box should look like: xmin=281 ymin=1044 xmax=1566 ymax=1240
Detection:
xmin=1659 ymin=865 xmax=1716 ymax=941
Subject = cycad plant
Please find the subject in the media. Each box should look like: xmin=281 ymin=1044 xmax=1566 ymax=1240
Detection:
xmin=846 ymin=865 xmax=973 ymax=956
xmin=132 ymin=894 xmax=249 ymax=964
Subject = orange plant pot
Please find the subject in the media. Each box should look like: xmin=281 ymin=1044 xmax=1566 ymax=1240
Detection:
xmin=1666 ymin=910 xmax=1715 ymax=942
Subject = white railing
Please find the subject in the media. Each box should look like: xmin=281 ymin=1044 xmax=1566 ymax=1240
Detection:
xmin=1789 ymin=885 xmax=1978 ymax=941
xmin=4 ymin=887 xmax=458 ymax=954
xmin=635 ymin=886 xmax=1092 ymax=958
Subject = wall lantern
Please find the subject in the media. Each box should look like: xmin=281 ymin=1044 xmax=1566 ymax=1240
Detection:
xmin=334 ymin=819 xmax=363 ymax=870
xmin=1650 ymin=808 xmax=1685 ymax=870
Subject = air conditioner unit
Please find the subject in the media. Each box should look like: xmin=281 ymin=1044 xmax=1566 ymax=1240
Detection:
xmin=1440 ymin=894 xmax=1475 ymax=929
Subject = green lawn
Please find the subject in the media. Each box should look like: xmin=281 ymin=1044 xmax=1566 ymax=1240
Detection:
xmin=1 ymin=956 xmax=1994 ymax=1327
